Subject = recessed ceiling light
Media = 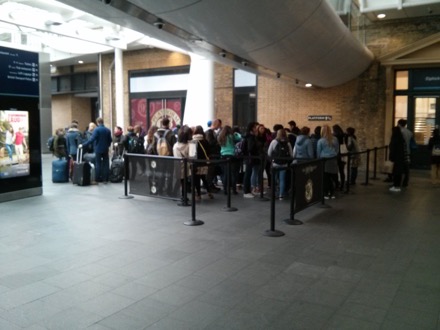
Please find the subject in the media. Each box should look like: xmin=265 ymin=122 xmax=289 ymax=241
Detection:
xmin=305 ymin=83 xmax=312 ymax=88
xmin=377 ymin=13 xmax=386 ymax=19
xmin=78 ymin=60 xmax=84 ymax=64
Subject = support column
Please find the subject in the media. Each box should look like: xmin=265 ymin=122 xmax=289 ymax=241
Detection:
xmin=183 ymin=54 xmax=214 ymax=130
xmin=114 ymin=48 xmax=124 ymax=129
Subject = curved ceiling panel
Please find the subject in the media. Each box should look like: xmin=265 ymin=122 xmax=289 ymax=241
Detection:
xmin=57 ymin=0 xmax=374 ymax=88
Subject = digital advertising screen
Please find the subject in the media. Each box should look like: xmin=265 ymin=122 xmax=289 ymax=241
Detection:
xmin=0 ymin=110 xmax=30 ymax=179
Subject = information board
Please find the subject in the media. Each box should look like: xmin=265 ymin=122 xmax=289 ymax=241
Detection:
xmin=0 ymin=46 xmax=39 ymax=97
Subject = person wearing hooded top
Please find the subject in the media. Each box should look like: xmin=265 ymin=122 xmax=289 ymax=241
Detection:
xmin=173 ymin=125 xmax=192 ymax=200
xmin=293 ymin=126 xmax=314 ymax=161
xmin=191 ymin=125 xmax=213 ymax=200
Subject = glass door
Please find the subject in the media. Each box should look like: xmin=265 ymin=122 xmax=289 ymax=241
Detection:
xmin=411 ymin=96 xmax=439 ymax=169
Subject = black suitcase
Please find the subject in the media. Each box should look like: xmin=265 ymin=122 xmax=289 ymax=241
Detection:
xmin=109 ymin=156 xmax=124 ymax=183
xmin=52 ymin=158 xmax=69 ymax=183
xmin=72 ymin=149 xmax=91 ymax=186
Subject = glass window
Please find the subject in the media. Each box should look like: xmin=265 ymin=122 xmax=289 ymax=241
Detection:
xmin=395 ymin=70 xmax=408 ymax=90
xmin=394 ymin=95 xmax=408 ymax=125
xmin=414 ymin=97 xmax=437 ymax=145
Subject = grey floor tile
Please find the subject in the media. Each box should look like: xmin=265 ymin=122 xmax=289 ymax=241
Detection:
xmin=0 ymin=282 xmax=60 ymax=310
xmin=80 ymin=292 xmax=135 ymax=317
xmin=111 ymin=282 xmax=158 ymax=301
xmin=385 ymin=306 xmax=439 ymax=329
xmin=147 ymin=284 xmax=203 ymax=307
xmin=38 ymin=307 xmax=104 ymax=330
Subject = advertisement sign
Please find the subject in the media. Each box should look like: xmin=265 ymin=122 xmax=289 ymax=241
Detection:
xmin=149 ymin=99 xmax=182 ymax=129
xmin=0 ymin=110 xmax=30 ymax=179
xmin=128 ymin=156 xmax=181 ymax=200
xmin=294 ymin=160 xmax=323 ymax=213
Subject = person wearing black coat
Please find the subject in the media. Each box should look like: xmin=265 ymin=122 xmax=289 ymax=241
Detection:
xmin=389 ymin=126 xmax=409 ymax=192
xmin=428 ymin=128 xmax=440 ymax=185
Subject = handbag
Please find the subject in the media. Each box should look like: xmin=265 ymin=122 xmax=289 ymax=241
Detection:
xmin=383 ymin=160 xmax=394 ymax=174
xmin=194 ymin=141 xmax=210 ymax=175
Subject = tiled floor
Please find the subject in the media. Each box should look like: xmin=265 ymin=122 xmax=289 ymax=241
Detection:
xmin=1 ymin=154 xmax=440 ymax=329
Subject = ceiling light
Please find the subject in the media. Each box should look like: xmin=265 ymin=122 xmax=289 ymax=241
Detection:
xmin=377 ymin=13 xmax=386 ymax=19
xmin=219 ymin=50 xmax=226 ymax=58
xmin=78 ymin=60 xmax=84 ymax=64
xmin=305 ymin=83 xmax=312 ymax=88
xmin=153 ymin=19 xmax=164 ymax=30
xmin=241 ymin=61 xmax=248 ymax=66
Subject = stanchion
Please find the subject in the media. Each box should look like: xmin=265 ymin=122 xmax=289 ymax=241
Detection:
xmin=223 ymin=157 xmax=238 ymax=212
xmin=177 ymin=158 xmax=191 ymax=207
xmin=362 ymin=149 xmax=371 ymax=186
xmin=264 ymin=168 xmax=285 ymax=237
xmin=319 ymin=159 xmax=331 ymax=209
xmin=184 ymin=163 xmax=204 ymax=226
xmin=119 ymin=153 xmax=134 ymax=199
xmin=254 ymin=154 xmax=269 ymax=202
xmin=371 ymin=147 xmax=379 ymax=180
xmin=283 ymin=165 xmax=303 ymax=225
xmin=344 ymin=154 xmax=351 ymax=194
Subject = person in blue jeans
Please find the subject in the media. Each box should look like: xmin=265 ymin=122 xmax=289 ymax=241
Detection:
xmin=267 ymin=128 xmax=293 ymax=200
xmin=79 ymin=117 xmax=112 ymax=183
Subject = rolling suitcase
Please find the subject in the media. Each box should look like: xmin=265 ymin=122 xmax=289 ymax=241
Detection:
xmin=72 ymin=148 xmax=91 ymax=186
xmin=109 ymin=156 xmax=124 ymax=183
xmin=52 ymin=158 xmax=69 ymax=183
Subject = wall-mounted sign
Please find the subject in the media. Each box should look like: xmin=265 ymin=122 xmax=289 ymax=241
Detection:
xmin=308 ymin=115 xmax=332 ymax=121
xmin=0 ymin=46 xmax=39 ymax=97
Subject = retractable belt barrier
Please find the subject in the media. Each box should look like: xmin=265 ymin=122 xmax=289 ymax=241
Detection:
xmin=121 ymin=145 xmax=389 ymax=235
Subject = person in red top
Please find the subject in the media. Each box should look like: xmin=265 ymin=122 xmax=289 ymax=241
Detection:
xmin=14 ymin=127 xmax=28 ymax=164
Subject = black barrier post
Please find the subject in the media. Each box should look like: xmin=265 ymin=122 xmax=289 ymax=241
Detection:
xmin=254 ymin=153 xmax=269 ymax=202
xmin=283 ymin=164 xmax=303 ymax=225
xmin=184 ymin=163 xmax=204 ymax=226
xmin=263 ymin=168 xmax=285 ymax=237
xmin=223 ymin=157 xmax=238 ymax=212
xmin=344 ymin=154 xmax=351 ymax=194
xmin=119 ymin=153 xmax=134 ymax=199
xmin=177 ymin=158 xmax=191 ymax=207
xmin=371 ymin=147 xmax=379 ymax=180
xmin=320 ymin=159 xmax=331 ymax=208
xmin=362 ymin=149 xmax=371 ymax=186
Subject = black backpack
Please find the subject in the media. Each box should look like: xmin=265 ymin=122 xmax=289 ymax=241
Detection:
xmin=272 ymin=140 xmax=290 ymax=164
xmin=128 ymin=135 xmax=144 ymax=154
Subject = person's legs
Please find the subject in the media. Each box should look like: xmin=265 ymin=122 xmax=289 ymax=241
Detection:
xmin=402 ymin=163 xmax=409 ymax=187
xmin=102 ymin=153 xmax=110 ymax=182
xmin=251 ymin=164 xmax=260 ymax=192
xmin=243 ymin=162 xmax=253 ymax=194
xmin=279 ymin=169 xmax=286 ymax=198
xmin=95 ymin=153 xmax=103 ymax=182
xmin=350 ymin=167 xmax=358 ymax=184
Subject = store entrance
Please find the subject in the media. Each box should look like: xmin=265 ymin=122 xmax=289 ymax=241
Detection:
xmin=410 ymin=96 xmax=439 ymax=169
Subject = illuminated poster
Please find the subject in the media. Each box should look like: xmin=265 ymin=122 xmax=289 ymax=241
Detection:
xmin=149 ymin=98 xmax=182 ymax=129
xmin=0 ymin=110 xmax=30 ymax=178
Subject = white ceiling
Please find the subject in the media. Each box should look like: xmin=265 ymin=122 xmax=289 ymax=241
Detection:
xmin=0 ymin=0 xmax=439 ymax=87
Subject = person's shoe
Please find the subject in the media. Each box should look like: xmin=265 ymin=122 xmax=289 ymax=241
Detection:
xmin=330 ymin=195 xmax=336 ymax=199
xmin=243 ymin=193 xmax=255 ymax=198
xmin=324 ymin=195 xmax=330 ymax=200
xmin=195 ymin=195 xmax=202 ymax=201
xmin=207 ymin=193 xmax=214 ymax=199
xmin=279 ymin=196 xmax=284 ymax=201
xmin=389 ymin=186 xmax=401 ymax=192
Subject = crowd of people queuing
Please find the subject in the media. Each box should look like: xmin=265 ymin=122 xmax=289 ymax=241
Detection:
xmin=51 ymin=115 xmax=434 ymax=198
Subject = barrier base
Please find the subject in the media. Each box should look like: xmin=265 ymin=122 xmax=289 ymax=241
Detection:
xmin=222 ymin=206 xmax=238 ymax=212
xmin=177 ymin=199 xmax=191 ymax=207
xmin=254 ymin=196 xmax=270 ymax=202
xmin=283 ymin=218 xmax=303 ymax=225
xmin=319 ymin=203 xmax=332 ymax=209
xmin=119 ymin=195 xmax=134 ymax=199
xmin=263 ymin=229 xmax=285 ymax=237
xmin=184 ymin=220 xmax=204 ymax=226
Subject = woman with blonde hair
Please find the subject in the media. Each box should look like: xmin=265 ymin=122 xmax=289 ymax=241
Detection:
xmin=267 ymin=128 xmax=293 ymax=200
xmin=317 ymin=125 xmax=339 ymax=199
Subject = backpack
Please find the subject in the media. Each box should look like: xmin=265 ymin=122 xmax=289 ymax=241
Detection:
xmin=155 ymin=130 xmax=172 ymax=156
xmin=128 ymin=135 xmax=144 ymax=154
xmin=272 ymin=140 xmax=290 ymax=164
xmin=47 ymin=136 xmax=55 ymax=152
xmin=234 ymin=139 xmax=247 ymax=157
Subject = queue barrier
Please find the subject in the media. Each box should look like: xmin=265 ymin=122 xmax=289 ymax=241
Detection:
xmin=121 ymin=144 xmax=389 ymax=234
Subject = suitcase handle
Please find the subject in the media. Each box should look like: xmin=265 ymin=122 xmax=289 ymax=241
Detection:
xmin=77 ymin=147 xmax=83 ymax=163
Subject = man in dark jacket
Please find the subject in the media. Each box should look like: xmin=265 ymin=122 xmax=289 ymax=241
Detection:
xmin=79 ymin=117 xmax=112 ymax=183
